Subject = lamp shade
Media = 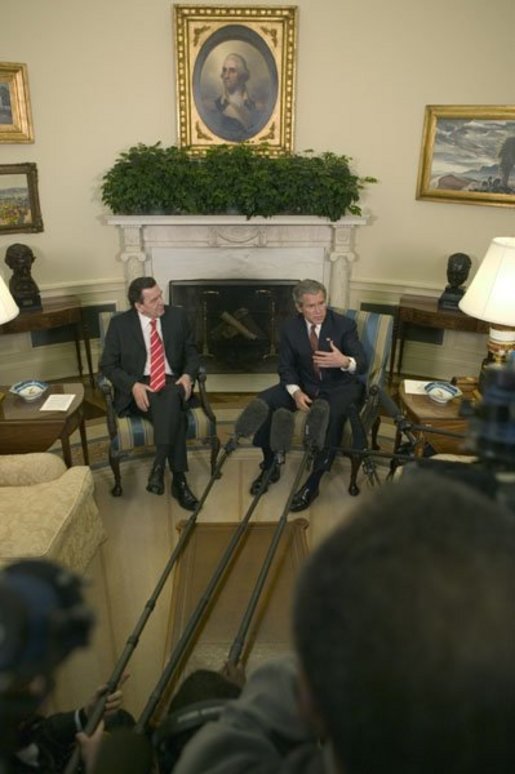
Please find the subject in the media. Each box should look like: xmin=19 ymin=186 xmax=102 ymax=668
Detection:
xmin=0 ymin=274 xmax=19 ymax=325
xmin=459 ymin=237 xmax=515 ymax=326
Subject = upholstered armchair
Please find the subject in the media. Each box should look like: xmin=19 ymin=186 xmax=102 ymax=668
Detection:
xmin=0 ymin=453 xmax=105 ymax=572
xmin=97 ymin=311 xmax=220 ymax=497
xmin=292 ymin=308 xmax=394 ymax=496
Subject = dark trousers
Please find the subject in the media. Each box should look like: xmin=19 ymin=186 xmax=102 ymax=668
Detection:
xmin=130 ymin=378 xmax=189 ymax=472
xmin=253 ymin=381 xmax=364 ymax=472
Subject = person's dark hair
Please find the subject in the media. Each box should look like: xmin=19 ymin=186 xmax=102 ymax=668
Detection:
xmin=292 ymin=279 xmax=326 ymax=307
xmin=128 ymin=276 xmax=158 ymax=307
xmin=294 ymin=474 xmax=515 ymax=774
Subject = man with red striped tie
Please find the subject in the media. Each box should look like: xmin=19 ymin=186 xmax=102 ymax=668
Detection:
xmin=100 ymin=276 xmax=200 ymax=510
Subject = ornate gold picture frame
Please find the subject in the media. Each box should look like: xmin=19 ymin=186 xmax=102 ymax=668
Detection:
xmin=173 ymin=5 xmax=297 ymax=153
xmin=0 ymin=62 xmax=34 ymax=143
xmin=0 ymin=163 xmax=43 ymax=234
xmin=416 ymin=104 xmax=515 ymax=208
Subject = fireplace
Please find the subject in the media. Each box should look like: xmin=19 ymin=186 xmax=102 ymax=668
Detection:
xmin=108 ymin=215 xmax=368 ymax=389
xmin=170 ymin=279 xmax=296 ymax=374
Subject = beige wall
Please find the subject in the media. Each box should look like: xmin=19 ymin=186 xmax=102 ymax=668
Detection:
xmin=1 ymin=0 xmax=514 ymax=379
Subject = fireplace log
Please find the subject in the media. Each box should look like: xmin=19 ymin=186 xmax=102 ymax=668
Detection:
xmin=218 ymin=311 xmax=258 ymax=340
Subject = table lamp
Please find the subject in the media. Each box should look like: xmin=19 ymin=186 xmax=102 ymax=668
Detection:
xmin=0 ymin=274 xmax=20 ymax=401
xmin=459 ymin=237 xmax=515 ymax=383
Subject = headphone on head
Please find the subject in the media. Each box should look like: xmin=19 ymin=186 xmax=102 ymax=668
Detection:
xmin=153 ymin=699 xmax=231 ymax=772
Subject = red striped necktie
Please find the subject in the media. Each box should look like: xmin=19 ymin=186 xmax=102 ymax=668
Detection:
xmin=150 ymin=319 xmax=166 ymax=392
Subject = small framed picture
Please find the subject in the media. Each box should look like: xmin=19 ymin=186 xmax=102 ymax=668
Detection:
xmin=0 ymin=62 xmax=34 ymax=143
xmin=0 ymin=163 xmax=44 ymax=234
xmin=417 ymin=104 xmax=515 ymax=208
xmin=174 ymin=5 xmax=297 ymax=153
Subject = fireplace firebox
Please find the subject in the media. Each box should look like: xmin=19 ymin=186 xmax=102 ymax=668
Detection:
xmin=169 ymin=279 xmax=297 ymax=374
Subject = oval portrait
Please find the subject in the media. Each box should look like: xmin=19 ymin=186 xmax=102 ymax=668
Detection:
xmin=193 ymin=24 xmax=278 ymax=143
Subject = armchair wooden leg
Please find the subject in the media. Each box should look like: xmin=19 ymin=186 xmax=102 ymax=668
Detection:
xmin=371 ymin=416 xmax=381 ymax=450
xmin=348 ymin=455 xmax=361 ymax=497
xmin=108 ymin=448 xmax=123 ymax=497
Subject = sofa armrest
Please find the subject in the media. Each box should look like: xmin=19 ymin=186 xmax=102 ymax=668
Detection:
xmin=0 ymin=453 xmax=67 ymax=487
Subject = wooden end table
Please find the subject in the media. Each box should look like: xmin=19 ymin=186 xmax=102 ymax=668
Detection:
xmin=0 ymin=383 xmax=89 ymax=467
xmin=389 ymin=294 xmax=489 ymax=384
xmin=0 ymin=296 xmax=94 ymax=387
xmin=396 ymin=382 xmax=473 ymax=457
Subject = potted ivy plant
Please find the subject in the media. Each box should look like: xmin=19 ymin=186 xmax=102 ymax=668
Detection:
xmin=101 ymin=143 xmax=376 ymax=221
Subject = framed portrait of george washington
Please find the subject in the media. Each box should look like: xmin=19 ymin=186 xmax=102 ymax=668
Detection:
xmin=416 ymin=105 xmax=515 ymax=208
xmin=173 ymin=5 xmax=297 ymax=154
xmin=0 ymin=63 xmax=34 ymax=143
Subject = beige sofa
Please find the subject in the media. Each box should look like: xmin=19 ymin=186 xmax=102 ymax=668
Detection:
xmin=0 ymin=453 xmax=106 ymax=572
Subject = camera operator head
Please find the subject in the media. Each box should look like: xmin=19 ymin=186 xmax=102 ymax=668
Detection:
xmin=0 ymin=559 xmax=94 ymax=751
xmin=294 ymin=473 xmax=515 ymax=774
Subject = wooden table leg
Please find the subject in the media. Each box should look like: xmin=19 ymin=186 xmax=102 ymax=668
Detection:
xmin=78 ymin=417 xmax=89 ymax=465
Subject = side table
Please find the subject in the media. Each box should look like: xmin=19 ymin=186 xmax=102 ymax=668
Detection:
xmin=0 ymin=296 xmax=94 ymax=387
xmin=0 ymin=383 xmax=89 ymax=467
xmin=389 ymin=294 xmax=489 ymax=384
xmin=396 ymin=382 xmax=472 ymax=457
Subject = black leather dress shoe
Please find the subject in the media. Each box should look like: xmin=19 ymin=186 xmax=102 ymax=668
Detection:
xmin=171 ymin=477 xmax=199 ymax=511
xmin=250 ymin=463 xmax=281 ymax=495
xmin=290 ymin=484 xmax=319 ymax=512
xmin=146 ymin=463 xmax=165 ymax=495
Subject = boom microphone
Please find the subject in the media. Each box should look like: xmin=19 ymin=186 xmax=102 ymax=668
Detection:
xmin=376 ymin=387 xmax=417 ymax=444
xmin=303 ymin=399 xmax=330 ymax=452
xmin=270 ymin=408 xmax=295 ymax=464
xmin=225 ymin=398 xmax=269 ymax=452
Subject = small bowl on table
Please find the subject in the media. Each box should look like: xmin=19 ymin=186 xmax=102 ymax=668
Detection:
xmin=424 ymin=381 xmax=462 ymax=405
xmin=9 ymin=379 xmax=49 ymax=402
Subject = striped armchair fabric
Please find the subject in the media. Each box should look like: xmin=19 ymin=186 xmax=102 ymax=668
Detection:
xmin=292 ymin=308 xmax=394 ymax=496
xmin=97 ymin=311 xmax=220 ymax=497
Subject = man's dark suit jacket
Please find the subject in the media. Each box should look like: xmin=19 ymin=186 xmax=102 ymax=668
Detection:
xmin=278 ymin=308 xmax=368 ymax=395
xmin=99 ymin=305 xmax=200 ymax=416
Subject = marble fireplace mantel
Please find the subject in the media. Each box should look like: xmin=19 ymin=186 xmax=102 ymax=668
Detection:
xmin=108 ymin=214 xmax=368 ymax=311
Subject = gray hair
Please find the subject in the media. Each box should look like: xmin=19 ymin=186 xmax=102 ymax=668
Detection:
xmin=292 ymin=279 xmax=327 ymax=307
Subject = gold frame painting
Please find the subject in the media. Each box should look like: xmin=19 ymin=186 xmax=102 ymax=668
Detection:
xmin=416 ymin=104 xmax=515 ymax=208
xmin=0 ymin=163 xmax=43 ymax=234
xmin=173 ymin=4 xmax=297 ymax=153
xmin=0 ymin=62 xmax=34 ymax=143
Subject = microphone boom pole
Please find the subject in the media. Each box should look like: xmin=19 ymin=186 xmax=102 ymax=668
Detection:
xmin=134 ymin=407 xmax=294 ymax=734
xmin=227 ymin=399 xmax=330 ymax=666
xmin=63 ymin=398 xmax=269 ymax=774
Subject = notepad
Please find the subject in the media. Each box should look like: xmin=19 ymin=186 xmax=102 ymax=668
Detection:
xmin=403 ymin=379 xmax=430 ymax=395
xmin=40 ymin=394 xmax=75 ymax=411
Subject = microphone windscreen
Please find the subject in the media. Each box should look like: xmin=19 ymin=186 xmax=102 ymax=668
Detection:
xmin=304 ymin=399 xmax=330 ymax=450
xmin=93 ymin=729 xmax=153 ymax=774
xmin=270 ymin=408 xmax=294 ymax=454
xmin=234 ymin=398 xmax=269 ymax=438
xmin=378 ymin=388 xmax=403 ymax=421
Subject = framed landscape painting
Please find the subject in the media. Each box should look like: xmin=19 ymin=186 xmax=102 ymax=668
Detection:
xmin=173 ymin=5 xmax=297 ymax=154
xmin=0 ymin=62 xmax=34 ymax=143
xmin=416 ymin=105 xmax=515 ymax=208
xmin=0 ymin=163 xmax=43 ymax=234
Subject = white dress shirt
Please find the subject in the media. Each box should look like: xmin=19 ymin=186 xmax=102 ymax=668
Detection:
xmin=138 ymin=312 xmax=173 ymax=376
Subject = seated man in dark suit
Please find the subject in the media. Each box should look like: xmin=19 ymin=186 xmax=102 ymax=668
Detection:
xmin=99 ymin=276 xmax=200 ymax=510
xmin=251 ymin=278 xmax=368 ymax=511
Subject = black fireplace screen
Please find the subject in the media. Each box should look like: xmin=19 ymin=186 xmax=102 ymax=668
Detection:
xmin=169 ymin=279 xmax=297 ymax=373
